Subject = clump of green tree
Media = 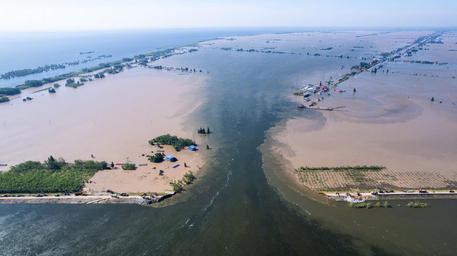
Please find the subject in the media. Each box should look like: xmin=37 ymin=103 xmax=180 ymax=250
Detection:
xmin=170 ymin=180 xmax=184 ymax=193
xmin=16 ymin=72 xmax=77 ymax=90
xmin=0 ymin=157 xmax=108 ymax=193
xmin=149 ymin=134 xmax=195 ymax=151
xmin=359 ymin=62 xmax=371 ymax=69
xmin=182 ymin=171 xmax=196 ymax=184
xmin=23 ymin=80 xmax=44 ymax=88
xmin=66 ymin=78 xmax=75 ymax=85
xmin=169 ymin=171 xmax=196 ymax=193
xmin=197 ymin=127 xmax=211 ymax=135
xmin=0 ymin=96 xmax=9 ymax=103
xmin=406 ymin=201 xmax=428 ymax=208
xmin=44 ymin=155 xmax=67 ymax=170
xmin=121 ymin=162 xmax=136 ymax=170
xmin=349 ymin=201 xmax=391 ymax=209
xmin=65 ymin=78 xmax=83 ymax=88
xmin=0 ymin=64 xmax=66 ymax=80
xmin=94 ymin=72 xmax=105 ymax=79
xmin=349 ymin=202 xmax=373 ymax=209
xmin=148 ymin=153 xmax=164 ymax=163
xmin=73 ymin=160 xmax=108 ymax=170
xmin=374 ymin=201 xmax=391 ymax=208
xmin=0 ymin=87 xmax=21 ymax=96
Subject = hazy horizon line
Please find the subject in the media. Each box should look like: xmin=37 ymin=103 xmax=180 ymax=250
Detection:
xmin=1 ymin=26 xmax=456 ymax=34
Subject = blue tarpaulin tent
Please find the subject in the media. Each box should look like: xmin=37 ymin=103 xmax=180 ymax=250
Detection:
xmin=189 ymin=145 xmax=199 ymax=151
xmin=166 ymin=155 xmax=178 ymax=162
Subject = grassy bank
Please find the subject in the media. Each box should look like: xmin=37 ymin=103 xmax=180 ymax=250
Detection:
xmin=349 ymin=201 xmax=428 ymax=209
xmin=349 ymin=201 xmax=391 ymax=209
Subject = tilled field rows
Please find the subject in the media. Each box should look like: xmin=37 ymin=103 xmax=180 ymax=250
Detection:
xmin=296 ymin=168 xmax=457 ymax=191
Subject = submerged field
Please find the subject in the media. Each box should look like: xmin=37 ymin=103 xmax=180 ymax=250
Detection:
xmin=295 ymin=166 xmax=457 ymax=191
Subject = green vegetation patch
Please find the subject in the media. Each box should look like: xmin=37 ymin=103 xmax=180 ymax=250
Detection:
xmin=0 ymin=87 xmax=21 ymax=96
xmin=148 ymin=153 xmax=164 ymax=163
xmin=170 ymin=180 xmax=184 ymax=193
xmin=121 ymin=163 xmax=136 ymax=170
xmin=182 ymin=171 xmax=196 ymax=185
xmin=23 ymin=80 xmax=44 ymax=88
xmin=0 ymin=64 xmax=66 ymax=80
xmin=0 ymin=96 xmax=9 ymax=103
xmin=0 ymin=157 xmax=108 ymax=193
xmin=170 ymin=171 xmax=196 ymax=193
xmin=407 ymin=201 xmax=428 ymax=208
xmin=149 ymin=134 xmax=195 ymax=151
xmin=349 ymin=201 xmax=391 ymax=209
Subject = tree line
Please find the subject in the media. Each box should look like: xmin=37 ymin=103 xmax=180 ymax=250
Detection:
xmin=0 ymin=157 xmax=108 ymax=193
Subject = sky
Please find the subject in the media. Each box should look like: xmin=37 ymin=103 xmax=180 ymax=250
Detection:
xmin=0 ymin=0 xmax=456 ymax=31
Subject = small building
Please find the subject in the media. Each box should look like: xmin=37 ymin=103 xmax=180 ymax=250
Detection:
xmin=189 ymin=145 xmax=199 ymax=151
xmin=166 ymin=155 xmax=178 ymax=162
